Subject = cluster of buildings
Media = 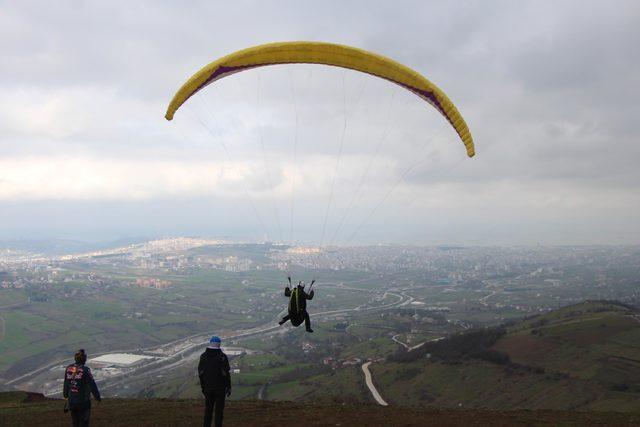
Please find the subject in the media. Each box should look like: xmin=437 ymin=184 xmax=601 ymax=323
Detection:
xmin=134 ymin=278 xmax=171 ymax=289
xmin=322 ymin=356 xmax=362 ymax=369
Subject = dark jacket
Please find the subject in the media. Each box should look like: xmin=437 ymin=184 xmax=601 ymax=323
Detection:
xmin=285 ymin=285 xmax=314 ymax=314
xmin=198 ymin=348 xmax=231 ymax=392
xmin=63 ymin=363 xmax=101 ymax=409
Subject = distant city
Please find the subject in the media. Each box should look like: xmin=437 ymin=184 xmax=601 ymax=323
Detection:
xmin=2 ymin=238 xmax=639 ymax=307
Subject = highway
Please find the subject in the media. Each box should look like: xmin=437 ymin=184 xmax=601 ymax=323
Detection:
xmin=96 ymin=287 xmax=409 ymax=395
xmin=21 ymin=283 xmax=414 ymax=397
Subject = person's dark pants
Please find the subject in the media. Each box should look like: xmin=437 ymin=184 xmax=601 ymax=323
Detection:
xmin=279 ymin=313 xmax=291 ymax=324
xmin=70 ymin=405 xmax=91 ymax=427
xmin=281 ymin=311 xmax=311 ymax=330
xmin=203 ymin=389 xmax=226 ymax=427
xmin=302 ymin=311 xmax=311 ymax=330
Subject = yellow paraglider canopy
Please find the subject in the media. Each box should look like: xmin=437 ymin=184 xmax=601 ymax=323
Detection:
xmin=165 ymin=41 xmax=474 ymax=157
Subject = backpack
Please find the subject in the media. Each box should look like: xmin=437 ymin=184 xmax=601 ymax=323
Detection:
xmin=288 ymin=287 xmax=301 ymax=315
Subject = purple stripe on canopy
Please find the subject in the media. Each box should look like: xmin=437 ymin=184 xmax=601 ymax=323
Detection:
xmin=182 ymin=65 xmax=257 ymax=106
xmin=186 ymin=63 xmax=451 ymax=125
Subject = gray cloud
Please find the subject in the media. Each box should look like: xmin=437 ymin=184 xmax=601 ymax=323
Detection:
xmin=0 ymin=0 xmax=639 ymax=244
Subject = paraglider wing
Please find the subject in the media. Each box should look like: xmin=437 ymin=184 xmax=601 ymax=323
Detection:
xmin=164 ymin=41 xmax=475 ymax=157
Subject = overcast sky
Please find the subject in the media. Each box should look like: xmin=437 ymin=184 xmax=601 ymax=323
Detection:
xmin=1 ymin=0 xmax=639 ymax=245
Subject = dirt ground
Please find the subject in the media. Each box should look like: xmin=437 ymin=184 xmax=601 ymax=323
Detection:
xmin=2 ymin=395 xmax=640 ymax=427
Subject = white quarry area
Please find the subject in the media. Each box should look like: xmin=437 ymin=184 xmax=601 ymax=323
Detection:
xmin=222 ymin=347 xmax=245 ymax=356
xmin=58 ymin=237 xmax=231 ymax=261
xmin=286 ymin=246 xmax=321 ymax=254
xmin=90 ymin=353 xmax=155 ymax=366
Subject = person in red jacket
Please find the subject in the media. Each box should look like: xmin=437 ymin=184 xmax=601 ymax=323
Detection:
xmin=63 ymin=349 xmax=101 ymax=427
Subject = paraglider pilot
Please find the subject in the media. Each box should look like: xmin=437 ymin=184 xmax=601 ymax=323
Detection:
xmin=279 ymin=276 xmax=315 ymax=333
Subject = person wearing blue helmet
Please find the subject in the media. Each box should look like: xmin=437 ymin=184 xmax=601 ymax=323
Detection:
xmin=198 ymin=336 xmax=231 ymax=427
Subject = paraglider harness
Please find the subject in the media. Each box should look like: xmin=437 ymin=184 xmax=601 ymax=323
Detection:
xmin=287 ymin=276 xmax=315 ymax=327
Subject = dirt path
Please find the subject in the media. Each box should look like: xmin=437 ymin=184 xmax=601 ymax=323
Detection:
xmin=392 ymin=334 xmax=444 ymax=352
xmin=257 ymin=383 xmax=268 ymax=400
xmin=361 ymin=362 xmax=388 ymax=406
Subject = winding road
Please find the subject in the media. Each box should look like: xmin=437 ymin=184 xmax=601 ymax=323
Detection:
xmin=361 ymin=362 xmax=388 ymax=406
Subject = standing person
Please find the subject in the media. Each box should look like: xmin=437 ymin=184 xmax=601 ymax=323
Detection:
xmin=63 ymin=349 xmax=101 ymax=427
xmin=278 ymin=277 xmax=315 ymax=333
xmin=198 ymin=336 xmax=231 ymax=427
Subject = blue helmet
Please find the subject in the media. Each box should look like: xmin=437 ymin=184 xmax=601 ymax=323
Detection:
xmin=209 ymin=335 xmax=221 ymax=344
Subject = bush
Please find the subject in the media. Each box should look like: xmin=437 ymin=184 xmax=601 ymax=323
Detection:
xmin=395 ymin=367 xmax=422 ymax=381
xmin=610 ymin=383 xmax=630 ymax=392
xmin=477 ymin=350 xmax=510 ymax=365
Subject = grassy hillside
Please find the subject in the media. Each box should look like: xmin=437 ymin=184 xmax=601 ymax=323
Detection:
xmin=373 ymin=301 xmax=640 ymax=411
xmin=1 ymin=392 xmax=640 ymax=426
xmin=494 ymin=301 xmax=640 ymax=387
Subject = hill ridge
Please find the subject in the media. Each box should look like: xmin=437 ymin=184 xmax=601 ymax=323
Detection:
xmin=2 ymin=393 xmax=640 ymax=426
